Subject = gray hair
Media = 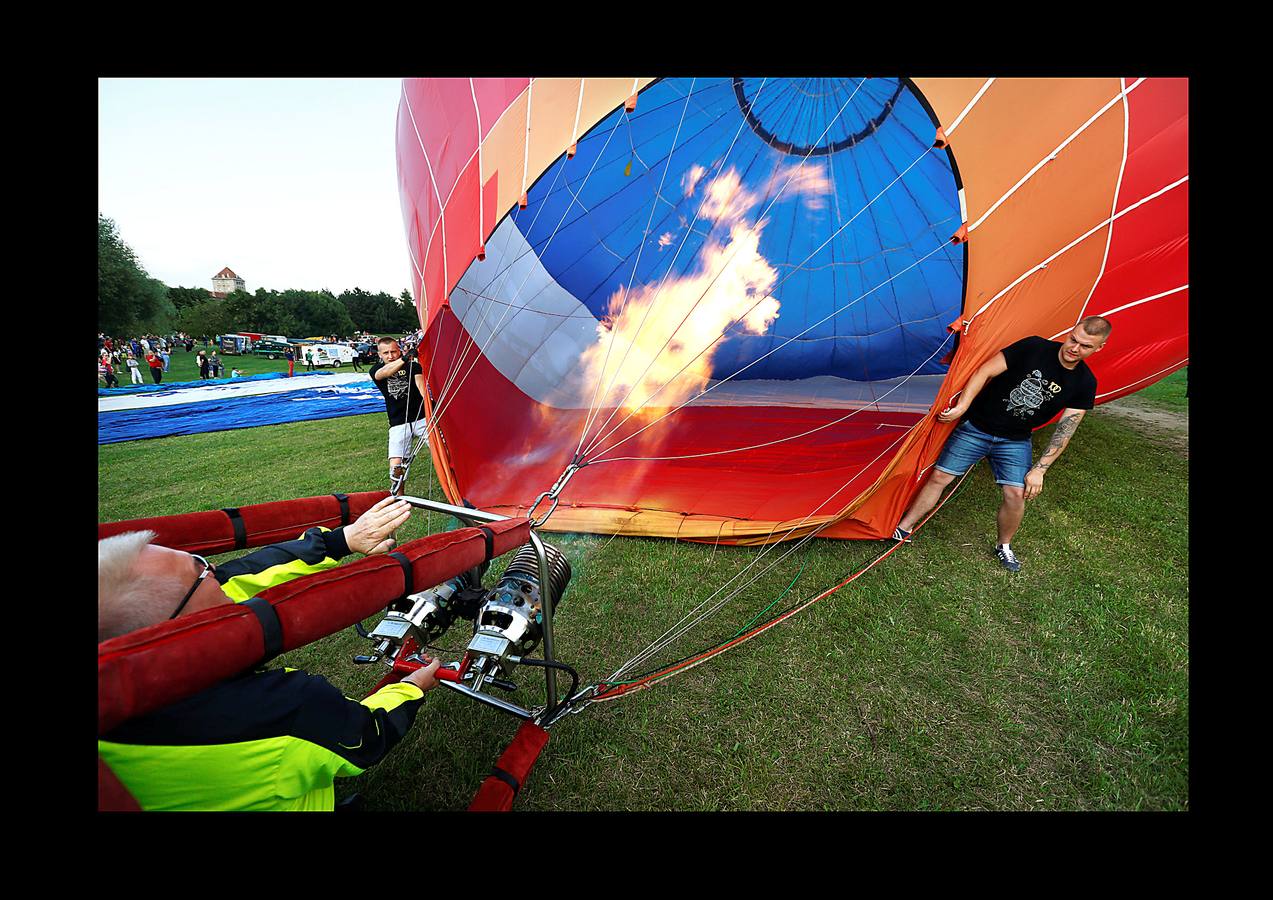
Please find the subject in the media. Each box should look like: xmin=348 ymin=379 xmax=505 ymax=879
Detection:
xmin=98 ymin=531 xmax=183 ymax=642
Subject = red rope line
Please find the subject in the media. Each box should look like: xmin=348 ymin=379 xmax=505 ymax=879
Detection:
xmin=589 ymin=468 xmax=969 ymax=703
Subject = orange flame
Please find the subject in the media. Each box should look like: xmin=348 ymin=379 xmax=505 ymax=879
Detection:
xmin=579 ymin=164 xmax=829 ymax=427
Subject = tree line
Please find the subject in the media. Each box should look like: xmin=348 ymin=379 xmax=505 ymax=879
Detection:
xmin=99 ymin=214 xmax=420 ymax=339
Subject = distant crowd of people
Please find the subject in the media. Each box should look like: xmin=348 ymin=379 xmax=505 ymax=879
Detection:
xmin=99 ymin=332 xmax=388 ymax=389
xmin=98 ymin=332 xmax=239 ymax=387
xmin=98 ymin=333 xmax=190 ymax=387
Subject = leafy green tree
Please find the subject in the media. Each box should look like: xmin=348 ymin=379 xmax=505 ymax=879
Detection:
xmin=168 ymin=286 xmax=215 ymax=310
xmin=99 ymin=215 xmax=175 ymax=335
xmin=337 ymin=288 xmax=381 ymax=332
xmin=175 ymin=299 xmax=234 ymax=341
xmin=394 ymin=289 xmax=421 ymax=332
xmin=284 ymin=289 xmax=354 ymax=337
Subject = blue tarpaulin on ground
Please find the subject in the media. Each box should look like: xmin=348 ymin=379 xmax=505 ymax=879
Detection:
xmin=98 ymin=372 xmax=293 ymax=396
xmin=98 ymin=373 xmax=385 ymax=444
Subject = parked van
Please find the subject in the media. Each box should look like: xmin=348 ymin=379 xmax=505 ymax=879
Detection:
xmin=253 ymin=340 xmax=293 ymax=360
xmin=304 ymin=344 xmax=356 ymax=367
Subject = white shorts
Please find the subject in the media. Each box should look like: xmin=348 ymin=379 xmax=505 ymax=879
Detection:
xmin=388 ymin=419 xmax=429 ymax=460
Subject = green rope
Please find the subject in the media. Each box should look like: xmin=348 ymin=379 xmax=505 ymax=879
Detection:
xmin=730 ymin=555 xmax=809 ymax=640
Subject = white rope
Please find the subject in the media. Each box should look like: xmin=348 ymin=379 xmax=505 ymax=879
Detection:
xmin=580 ymin=79 xmax=868 ymax=459
xmin=607 ymin=415 xmax=920 ymax=680
xmin=575 ymin=78 xmax=775 ymax=458
xmin=944 ymin=78 xmax=995 ymax=137
xmin=587 ymin=234 xmax=952 ymax=463
xmin=969 ymin=173 xmax=1188 ymax=323
xmin=592 ymin=331 xmax=952 ymax=465
xmin=428 ymin=113 xmax=628 ymax=431
xmin=1075 ymin=77 xmax=1131 ymax=325
xmin=1095 ymin=358 xmax=1187 ymax=400
xmin=403 ymin=86 xmax=449 ymax=300
xmin=571 ymin=79 xmax=585 ymax=147
xmin=522 ymin=78 xmax=533 ymax=198
xmin=573 ymin=79 xmax=701 ymax=458
xmin=470 ymin=78 xmax=485 ymax=249
xmin=967 ymin=78 xmax=1145 ymax=236
xmin=1049 ymin=285 xmax=1189 ymax=340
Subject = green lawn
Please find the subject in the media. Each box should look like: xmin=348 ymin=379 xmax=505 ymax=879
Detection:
xmin=98 ymin=373 xmax=1188 ymax=811
xmin=1133 ymin=366 xmax=1189 ymax=411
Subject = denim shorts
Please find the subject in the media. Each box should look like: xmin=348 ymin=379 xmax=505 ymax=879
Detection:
xmin=934 ymin=420 xmax=1032 ymax=487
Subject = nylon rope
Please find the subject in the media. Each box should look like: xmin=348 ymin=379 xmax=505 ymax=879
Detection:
xmin=601 ymin=394 xmax=922 ymax=680
xmin=426 ymin=111 xmax=628 ymax=432
xmin=429 ymin=156 xmax=572 ymax=421
xmin=1075 ymin=76 xmax=1131 ymax=327
xmin=967 ymin=78 xmax=1145 ymax=237
xmin=570 ymin=79 xmax=786 ymax=450
xmin=590 ymin=330 xmax=952 ymax=466
xmin=573 ymin=78 xmax=704 ymax=459
xmin=579 ymin=136 xmax=943 ymax=462
xmin=586 ymin=233 xmax=952 ymax=464
xmin=968 ymin=173 xmax=1187 ymax=325
xmin=576 ymin=467 xmax=974 ymax=707
xmin=577 ymin=79 xmax=868 ymax=460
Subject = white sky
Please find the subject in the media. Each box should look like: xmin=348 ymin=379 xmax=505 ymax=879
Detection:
xmin=99 ymin=78 xmax=412 ymax=297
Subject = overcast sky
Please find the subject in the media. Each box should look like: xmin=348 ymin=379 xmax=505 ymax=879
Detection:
xmin=99 ymin=78 xmax=411 ymax=297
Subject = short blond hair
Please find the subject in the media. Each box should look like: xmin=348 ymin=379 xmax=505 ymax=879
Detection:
xmin=1078 ymin=316 xmax=1112 ymax=339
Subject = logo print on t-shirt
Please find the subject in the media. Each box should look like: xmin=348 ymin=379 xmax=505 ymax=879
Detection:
xmin=386 ymin=371 xmax=410 ymax=399
xmin=1006 ymin=369 xmax=1049 ymax=419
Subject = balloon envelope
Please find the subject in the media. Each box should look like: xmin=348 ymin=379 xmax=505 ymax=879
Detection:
xmin=396 ymin=77 xmax=1187 ymax=542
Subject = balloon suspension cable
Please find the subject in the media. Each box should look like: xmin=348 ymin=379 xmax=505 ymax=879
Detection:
xmin=527 ymin=458 xmax=586 ymax=528
xmin=574 ymin=466 xmax=975 ymax=710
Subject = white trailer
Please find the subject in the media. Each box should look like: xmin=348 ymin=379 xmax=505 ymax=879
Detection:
xmin=305 ymin=344 xmax=356 ymax=367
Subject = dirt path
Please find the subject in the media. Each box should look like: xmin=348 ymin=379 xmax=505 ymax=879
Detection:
xmin=1096 ymin=396 xmax=1188 ymax=456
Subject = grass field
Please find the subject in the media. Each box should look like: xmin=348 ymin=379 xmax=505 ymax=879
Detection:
xmin=98 ymin=369 xmax=1188 ymax=810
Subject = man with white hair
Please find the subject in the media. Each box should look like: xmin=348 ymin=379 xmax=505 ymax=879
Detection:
xmin=98 ymin=496 xmax=441 ymax=811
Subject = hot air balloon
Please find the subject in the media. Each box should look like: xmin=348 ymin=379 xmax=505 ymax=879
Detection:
xmin=395 ymin=77 xmax=1187 ymax=546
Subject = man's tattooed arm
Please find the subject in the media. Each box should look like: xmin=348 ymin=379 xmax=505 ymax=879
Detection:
xmin=1033 ymin=409 xmax=1086 ymax=471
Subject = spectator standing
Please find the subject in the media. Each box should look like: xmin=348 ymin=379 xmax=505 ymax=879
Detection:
xmin=160 ymin=342 xmax=171 ymax=373
xmin=285 ymin=347 xmax=295 ymax=377
xmin=126 ymin=352 xmax=144 ymax=385
xmin=197 ymin=350 xmax=209 ymax=380
xmin=145 ymin=351 xmax=164 ymax=384
xmin=100 ymin=356 xmax=119 ymax=388
xmin=209 ymin=351 xmax=222 ymax=378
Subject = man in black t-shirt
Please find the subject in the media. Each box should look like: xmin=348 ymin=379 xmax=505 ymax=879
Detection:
xmin=894 ymin=316 xmax=1111 ymax=572
xmin=369 ymin=337 xmax=430 ymax=495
